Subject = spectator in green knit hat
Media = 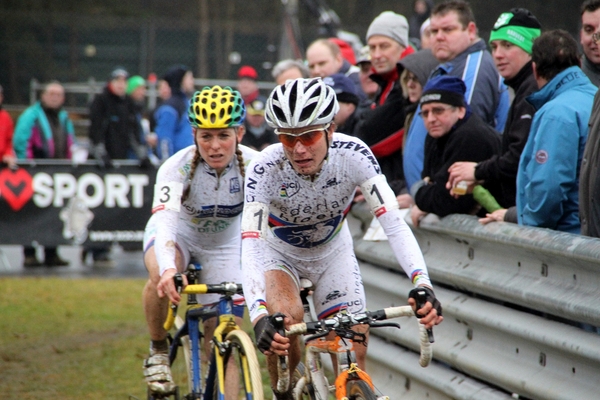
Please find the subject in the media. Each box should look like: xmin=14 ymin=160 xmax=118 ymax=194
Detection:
xmin=127 ymin=75 xmax=146 ymax=98
xmin=489 ymin=8 xmax=541 ymax=55
xmin=446 ymin=8 xmax=542 ymax=219
xmin=487 ymin=7 xmax=542 ymax=87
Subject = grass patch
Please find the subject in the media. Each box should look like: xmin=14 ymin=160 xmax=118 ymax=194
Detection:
xmin=0 ymin=277 xmax=340 ymax=399
xmin=0 ymin=277 xmax=150 ymax=399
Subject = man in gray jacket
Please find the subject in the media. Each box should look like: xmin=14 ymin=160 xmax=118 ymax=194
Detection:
xmin=403 ymin=0 xmax=510 ymax=191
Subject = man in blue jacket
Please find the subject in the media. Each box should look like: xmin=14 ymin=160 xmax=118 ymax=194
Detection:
xmin=154 ymin=65 xmax=195 ymax=161
xmin=403 ymin=0 xmax=510 ymax=190
xmin=516 ymin=30 xmax=597 ymax=234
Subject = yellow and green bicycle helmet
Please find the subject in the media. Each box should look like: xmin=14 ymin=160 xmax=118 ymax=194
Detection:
xmin=188 ymin=85 xmax=246 ymax=128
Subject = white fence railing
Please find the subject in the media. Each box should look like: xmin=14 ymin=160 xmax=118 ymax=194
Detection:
xmin=28 ymin=78 xmax=277 ymax=110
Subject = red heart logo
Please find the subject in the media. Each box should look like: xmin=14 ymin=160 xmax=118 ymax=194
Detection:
xmin=0 ymin=168 xmax=34 ymax=211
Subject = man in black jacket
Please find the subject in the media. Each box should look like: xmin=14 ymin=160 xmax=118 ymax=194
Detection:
xmin=446 ymin=8 xmax=541 ymax=213
xmin=89 ymin=67 xmax=149 ymax=168
xmin=410 ymin=75 xmax=501 ymax=227
xmin=87 ymin=67 xmax=150 ymax=266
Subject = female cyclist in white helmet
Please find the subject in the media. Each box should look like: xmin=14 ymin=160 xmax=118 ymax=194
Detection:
xmin=241 ymin=77 xmax=443 ymax=399
xmin=142 ymin=86 xmax=257 ymax=396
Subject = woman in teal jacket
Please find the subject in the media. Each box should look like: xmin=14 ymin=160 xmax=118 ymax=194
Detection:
xmin=12 ymin=81 xmax=75 ymax=267
xmin=13 ymin=82 xmax=75 ymax=160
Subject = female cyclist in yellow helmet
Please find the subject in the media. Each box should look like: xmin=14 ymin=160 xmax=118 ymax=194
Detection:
xmin=141 ymin=86 xmax=257 ymax=396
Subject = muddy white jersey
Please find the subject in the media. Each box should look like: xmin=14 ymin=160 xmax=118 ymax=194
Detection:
xmin=241 ymin=132 xmax=431 ymax=321
xmin=149 ymin=144 xmax=257 ymax=276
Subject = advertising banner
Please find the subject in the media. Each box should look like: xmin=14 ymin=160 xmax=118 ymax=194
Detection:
xmin=0 ymin=161 xmax=156 ymax=246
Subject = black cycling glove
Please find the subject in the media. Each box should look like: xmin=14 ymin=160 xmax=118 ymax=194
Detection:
xmin=409 ymin=286 xmax=442 ymax=317
xmin=253 ymin=313 xmax=285 ymax=353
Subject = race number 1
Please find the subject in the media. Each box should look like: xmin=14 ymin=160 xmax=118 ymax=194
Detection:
xmin=241 ymin=202 xmax=269 ymax=239
xmin=360 ymin=175 xmax=397 ymax=216
xmin=152 ymin=181 xmax=184 ymax=213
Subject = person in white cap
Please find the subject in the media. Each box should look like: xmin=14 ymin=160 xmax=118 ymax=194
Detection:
xmin=353 ymin=11 xmax=415 ymax=197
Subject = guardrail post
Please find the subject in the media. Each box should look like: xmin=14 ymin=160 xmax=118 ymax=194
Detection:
xmin=29 ymin=78 xmax=39 ymax=104
xmin=147 ymin=80 xmax=157 ymax=111
xmin=87 ymin=77 xmax=97 ymax=104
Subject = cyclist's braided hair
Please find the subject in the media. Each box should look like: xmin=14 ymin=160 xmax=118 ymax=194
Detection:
xmin=181 ymin=149 xmax=202 ymax=203
xmin=236 ymin=142 xmax=245 ymax=178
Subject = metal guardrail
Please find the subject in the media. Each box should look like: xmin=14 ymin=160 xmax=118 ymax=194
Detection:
xmin=354 ymin=213 xmax=600 ymax=328
xmin=348 ymin=211 xmax=600 ymax=399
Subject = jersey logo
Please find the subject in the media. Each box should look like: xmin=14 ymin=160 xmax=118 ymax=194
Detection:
xmin=321 ymin=290 xmax=347 ymax=306
xmin=279 ymin=181 xmax=300 ymax=198
xmin=230 ymin=177 xmax=240 ymax=193
xmin=185 ymin=202 xmax=244 ymax=218
xmin=322 ymin=177 xmax=340 ymax=189
xmin=272 ymin=215 xmax=343 ymax=248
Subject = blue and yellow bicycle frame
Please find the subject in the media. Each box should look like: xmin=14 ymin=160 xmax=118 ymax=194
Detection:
xmin=163 ymin=265 xmax=260 ymax=400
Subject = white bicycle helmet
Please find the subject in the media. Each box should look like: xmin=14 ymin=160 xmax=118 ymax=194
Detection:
xmin=265 ymin=78 xmax=339 ymax=129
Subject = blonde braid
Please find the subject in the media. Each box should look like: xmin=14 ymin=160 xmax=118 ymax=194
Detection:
xmin=181 ymin=149 xmax=202 ymax=203
xmin=236 ymin=145 xmax=245 ymax=179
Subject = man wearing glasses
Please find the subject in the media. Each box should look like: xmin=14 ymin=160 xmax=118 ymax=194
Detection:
xmin=580 ymin=0 xmax=600 ymax=87
xmin=409 ymin=75 xmax=501 ymax=227
xmin=240 ymin=77 xmax=443 ymax=399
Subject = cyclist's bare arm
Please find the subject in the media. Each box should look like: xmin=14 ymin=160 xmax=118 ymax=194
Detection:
xmin=157 ymin=268 xmax=188 ymax=304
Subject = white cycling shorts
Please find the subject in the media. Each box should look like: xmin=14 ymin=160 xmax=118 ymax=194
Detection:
xmin=259 ymin=232 xmax=366 ymax=319
xmin=143 ymin=217 xmax=243 ymax=305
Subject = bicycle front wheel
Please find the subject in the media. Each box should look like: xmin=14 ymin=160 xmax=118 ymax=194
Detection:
xmin=210 ymin=329 xmax=264 ymax=400
xmin=293 ymin=362 xmax=318 ymax=400
xmin=346 ymin=380 xmax=377 ymax=400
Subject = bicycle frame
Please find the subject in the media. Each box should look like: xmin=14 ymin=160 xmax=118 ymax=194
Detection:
xmin=301 ymin=333 xmax=363 ymax=398
xmin=164 ymin=270 xmax=257 ymax=400
xmin=205 ymin=296 xmax=248 ymax=399
xmin=294 ymin=296 xmax=373 ymax=399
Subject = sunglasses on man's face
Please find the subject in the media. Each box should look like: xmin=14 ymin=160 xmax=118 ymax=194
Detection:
xmin=275 ymin=124 xmax=329 ymax=148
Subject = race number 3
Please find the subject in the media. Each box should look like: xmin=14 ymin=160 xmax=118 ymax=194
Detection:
xmin=152 ymin=181 xmax=184 ymax=212
xmin=241 ymin=202 xmax=269 ymax=239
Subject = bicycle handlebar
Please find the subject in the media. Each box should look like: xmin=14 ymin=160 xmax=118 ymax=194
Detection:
xmin=286 ymin=305 xmax=432 ymax=368
xmin=182 ymin=282 xmax=243 ymax=295
xmin=163 ymin=277 xmax=244 ymax=331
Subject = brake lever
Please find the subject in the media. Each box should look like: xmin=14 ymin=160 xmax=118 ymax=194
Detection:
xmin=272 ymin=314 xmax=288 ymax=372
xmin=305 ymin=330 xmax=330 ymax=342
xmin=172 ymin=273 xmax=184 ymax=309
xmin=415 ymin=289 xmax=435 ymax=343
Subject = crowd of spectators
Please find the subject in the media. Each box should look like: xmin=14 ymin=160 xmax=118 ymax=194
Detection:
xmin=3 ymin=0 xmax=600 ymax=270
